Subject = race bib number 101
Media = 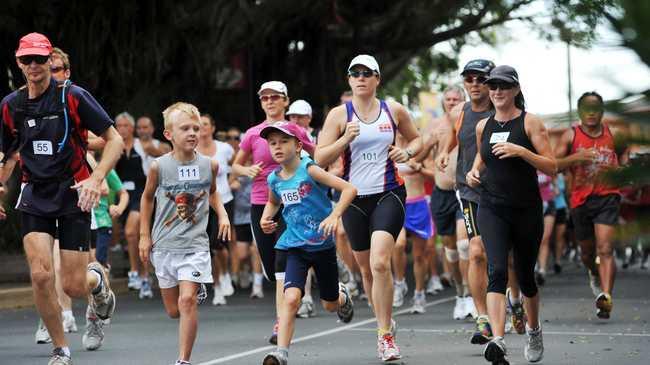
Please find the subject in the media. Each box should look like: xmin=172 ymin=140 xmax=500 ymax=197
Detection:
xmin=178 ymin=165 xmax=200 ymax=181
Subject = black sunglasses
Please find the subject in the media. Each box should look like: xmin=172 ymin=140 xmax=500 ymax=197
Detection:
xmin=18 ymin=55 xmax=49 ymax=65
xmin=51 ymin=66 xmax=66 ymax=73
xmin=226 ymin=135 xmax=240 ymax=141
xmin=487 ymin=82 xmax=516 ymax=91
xmin=348 ymin=70 xmax=376 ymax=78
xmin=463 ymin=75 xmax=488 ymax=84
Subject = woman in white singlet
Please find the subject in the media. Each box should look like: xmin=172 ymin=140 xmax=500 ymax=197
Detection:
xmin=315 ymin=54 xmax=422 ymax=362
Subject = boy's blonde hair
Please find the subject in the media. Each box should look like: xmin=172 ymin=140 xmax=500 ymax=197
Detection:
xmin=162 ymin=102 xmax=201 ymax=131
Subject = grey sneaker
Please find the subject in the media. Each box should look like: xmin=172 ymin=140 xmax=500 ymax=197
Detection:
xmin=484 ymin=336 xmax=509 ymax=365
xmin=88 ymin=262 xmax=115 ymax=320
xmin=297 ymin=298 xmax=315 ymax=318
xmin=197 ymin=283 xmax=208 ymax=305
xmin=48 ymin=347 xmax=72 ymax=365
xmin=263 ymin=350 xmax=288 ymax=365
xmin=62 ymin=312 xmax=78 ymax=333
xmin=35 ymin=318 xmax=52 ymax=344
xmin=82 ymin=305 xmax=104 ymax=351
xmin=524 ymin=325 xmax=544 ymax=363
xmin=139 ymin=278 xmax=154 ymax=299
xmin=337 ymin=282 xmax=354 ymax=323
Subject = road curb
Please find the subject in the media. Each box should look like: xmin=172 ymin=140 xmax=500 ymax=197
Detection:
xmin=0 ymin=278 xmax=129 ymax=310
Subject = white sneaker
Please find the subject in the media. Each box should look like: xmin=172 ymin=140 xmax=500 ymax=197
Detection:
xmin=212 ymin=285 xmax=227 ymax=306
xmin=410 ymin=292 xmax=426 ymax=314
xmin=250 ymin=283 xmax=264 ymax=299
xmin=35 ymin=319 xmax=51 ymax=344
xmin=297 ymin=297 xmax=316 ymax=318
xmin=127 ymin=271 xmax=142 ymax=290
xmin=82 ymin=305 xmax=104 ymax=351
xmin=221 ymin=274 xmax=235 ymax=297
xmin=239 ymin=271 xmax=251 ymax=289
xmin=392 ymin=281 xmax=406 ymax=308
xmin=525 ymin=325 xmax=544 ymax=362
xmin=464 ymin=296 xmax=478 ymax=319
xmin=139 ymin=278 xmax=154 ymax=299
xmin=453 ymin=296 xmax=465 ymax=320
xmin=426 ymin=276 xmax=443 ymax=295
xmin=62 ymin=312 xmax=78 ymax=333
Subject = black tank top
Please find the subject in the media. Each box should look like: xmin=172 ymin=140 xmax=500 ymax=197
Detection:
xmin=115 ymin=145 xmax=147 ymax=191
xmin=479 ymin=111 xmax=540 ymax=207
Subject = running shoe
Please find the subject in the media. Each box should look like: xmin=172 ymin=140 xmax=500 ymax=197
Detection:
xmin=337 ymin=282 xmax=354 ymax=323
xmin=88 ymin=262 xmax=116 ymax=320
xmin=83 ymin=305 xmax=104 ymax=351
xmin=297 ymin=297 xmax=315 ymax=318
xmin=392 ymin=281 xmax=407 ymax=308
xmin=174 ymin=361 xmax=191 ymax=365
xmin=453 ymin=296 xmax=465 ymax=320
xmin=197 ymin=283 xmax=208 ymax=305
xmin=221 ymin=274 xmax=235 ymax=296
xmin=484 ymin=336 xmax=509 ymax=365
xmin=426 ymin=276 xmax=444 ymax=295
xmin=48 ymin=347 xmax=72 ymax=365
xmin=263 ymin=350 xmax=288 ymax=365
xmin=239 ymin=271 xmax=252 ymax=289
xmin=62 ymin=311 xmax=78 ymax=333
xmin=535 ymin=271 xmax=546 ymax=286
xmin=346 ymin=278 xmax=360 ymax=298
xmin=139 ymin=278 xmax=154 ymax=299
xmin=337 ymin=257 xmax=351 ymax=284
xmin=127 ymin=270 xmax=141 ymax=290
xmin=35 ymin=318 xmax=52 ymax=344
xmin=269 ymin=319 xmax=279 ymax=345
xmin=410 ymin=292 xmax=426 ymax=314
xmin=377 ymin=333 xmax=401 ymax=361
xmin=524 ymin=325 xmax=544 ymax=362
xmin=464 ymin=296 xmax=478 ymax=319
xmin=505 ymin=288 xmax=526 ymax=335
xmin=588 ymin=270 xmax=601 ymax=297
xmin=212 ymin=285 xmax=227 ymax=306
xmin=250 ymin=283 xmax=264 ymax=299
xmin=439 ymin=273 xmax=452 ymax=289
xmin=596 ymin=292 xmax=613 ymax=319
xmin=553 ymin=263 xmax=562 ymax=274
xmin=471 ymin=315 xmax=493 ymax=345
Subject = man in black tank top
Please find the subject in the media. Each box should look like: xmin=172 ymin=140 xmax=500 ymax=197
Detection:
xmin=466 ymin=65 xmax=557 ymax=364
xmin=439 ymin=59 xmax=498 ymax=344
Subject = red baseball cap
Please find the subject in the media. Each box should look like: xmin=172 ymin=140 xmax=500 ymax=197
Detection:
xmin=15 ymin=33 xmax=52 ymax=57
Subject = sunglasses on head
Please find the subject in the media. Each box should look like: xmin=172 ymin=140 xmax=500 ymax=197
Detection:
xmin=463 ymin=75 xmax=488 ymax=84
xmin=348 ymin=70 xmax=376 ymax=78
xmin=259 ymin=94 xmax=285 ymax=102
xmin=51 ymin=66 xmax=66 ymax=73
xmin=487 ymin=82 xmax=516 ymax=91
xmin=18 ymin=55 xmax=49 ymax=65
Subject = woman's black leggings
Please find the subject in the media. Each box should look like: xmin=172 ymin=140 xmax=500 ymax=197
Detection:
xmin=477 ymin=200 xmax=543 ymax=298
xmin=250 ymin=204 xmax=287 ymax=282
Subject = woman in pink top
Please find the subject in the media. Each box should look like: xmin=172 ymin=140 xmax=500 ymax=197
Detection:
xmin=536 ymin=171 xmax=557 ymax=286
xmin=231 ymin=81 xmax=314 ymax=344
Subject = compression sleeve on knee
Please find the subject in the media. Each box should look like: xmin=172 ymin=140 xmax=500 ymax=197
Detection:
xmin=457 ymin=239 xmax=470 ymax=260
xmin=444 ymin=247 xmax=459 ymax=263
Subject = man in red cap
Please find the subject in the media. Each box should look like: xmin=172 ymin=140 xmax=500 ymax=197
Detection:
xmin=0 ymin=32 xmax=124 ymax=365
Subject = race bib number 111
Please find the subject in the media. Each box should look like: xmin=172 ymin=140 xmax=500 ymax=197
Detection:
xmin=178 ymin=165 xmax=200 ymax=181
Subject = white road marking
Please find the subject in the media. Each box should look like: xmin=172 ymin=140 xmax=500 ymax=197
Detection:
xmin=348 ymin=327 xmax=650 ymax=337
xmin=196 ymin=296 xmax=455 ymax=364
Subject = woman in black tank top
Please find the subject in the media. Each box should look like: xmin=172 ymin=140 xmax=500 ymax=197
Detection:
xmin=465 ymin=65 xmax=556 ymax=364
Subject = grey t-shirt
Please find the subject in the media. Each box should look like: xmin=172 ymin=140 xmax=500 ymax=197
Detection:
xmin=233 ymin=176 xmax=252 ymax=225
xmin=455 ymin=102 xmax=493 ymax=203
xmin=152 ymin=153 xmax=212 ymax=253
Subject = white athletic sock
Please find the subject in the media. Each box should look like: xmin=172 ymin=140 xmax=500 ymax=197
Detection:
xmin=61 ymin=346 xmax=71 ymax=357
xmin=303 ymin=294 xmax=313 ymax=303
xmin=509 ymin=291 xmax=521 ymax=305
xmin=395 ymin=279 xmax=405 ymax=286
xmin=89 ymin=270 xmax=102 ymax=294
xmin=62 ymin=310 xmax=73 ymax=318
xmin=224 ymin=272 xmax=231 ymax=282
xmin=254 ymin=273 xmax=264 ymax=285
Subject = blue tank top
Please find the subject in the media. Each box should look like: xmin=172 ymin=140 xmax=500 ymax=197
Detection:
xmin=267 ymin=157 xmax=334 ymax=251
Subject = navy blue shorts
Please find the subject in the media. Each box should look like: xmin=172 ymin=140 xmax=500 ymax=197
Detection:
xmin=284 ymin=246 xmax=339 ymax=302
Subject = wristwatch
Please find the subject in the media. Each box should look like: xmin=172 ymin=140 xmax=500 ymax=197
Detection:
xmin=405 ymin=148 xmax=414 ymax=159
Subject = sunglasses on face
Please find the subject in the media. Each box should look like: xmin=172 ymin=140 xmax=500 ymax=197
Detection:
xmin=487 ymin=82 xmax=515 ymax=91
xmin=259 ymin=94 xmax=284 ymax=103
xmin=18 ymin=55 xmax=49 ymax=65
xmin=463 ymin=75 xmax=488 ymax=84
xmin=348 ymin=70 xmax=376 ymax=78
xmin=51 ymin=66 xmax=66 ymax=73
xmin=226 ymin=135 xmax=240 ymax=141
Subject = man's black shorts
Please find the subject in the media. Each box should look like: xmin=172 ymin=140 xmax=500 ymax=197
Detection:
xmin=571 ymin=194 xmax=621 ymax=241
xmin=21 ymin=211 xmax=91 ymax=251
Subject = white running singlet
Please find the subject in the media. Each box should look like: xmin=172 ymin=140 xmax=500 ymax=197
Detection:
xmin=342 ymin=100 xmax=403 ymax=195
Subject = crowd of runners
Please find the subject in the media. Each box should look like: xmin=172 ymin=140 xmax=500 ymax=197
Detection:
xmin=0 ymin=32 xmax=648 ymax=365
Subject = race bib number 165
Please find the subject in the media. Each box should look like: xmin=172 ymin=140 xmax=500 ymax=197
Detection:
xmin=280 ymin=189 xmax=301 ymax=205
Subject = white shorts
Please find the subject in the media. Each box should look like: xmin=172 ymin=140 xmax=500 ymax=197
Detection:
xmin=151 ymin=251 xmax=213 ymax=289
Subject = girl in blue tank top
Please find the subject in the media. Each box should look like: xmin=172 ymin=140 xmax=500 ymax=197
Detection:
xmin=258 ymin=121 xmax=357 ymax=365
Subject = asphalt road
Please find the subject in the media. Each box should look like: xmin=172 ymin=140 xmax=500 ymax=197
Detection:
xmin=1 ymin=265 xmax=648 ymax=365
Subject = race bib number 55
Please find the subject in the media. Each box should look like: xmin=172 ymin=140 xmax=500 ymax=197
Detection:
xmin=33 ymin=140 xmax=53 ymax=155
xmin=280 ymin=189 xmax=301 ymax=205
